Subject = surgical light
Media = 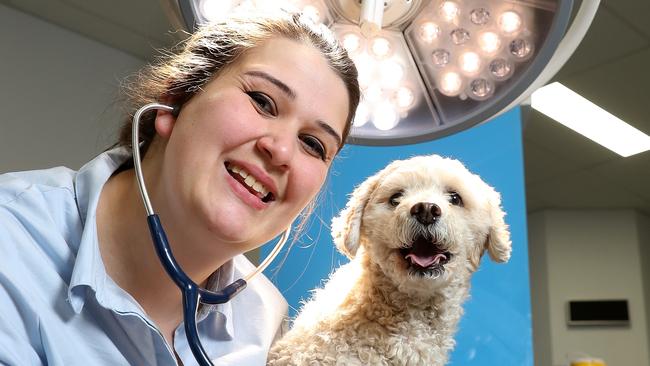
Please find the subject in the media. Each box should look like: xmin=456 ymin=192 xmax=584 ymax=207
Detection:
xmin=167 ymin=0 xmax=598 ymax=146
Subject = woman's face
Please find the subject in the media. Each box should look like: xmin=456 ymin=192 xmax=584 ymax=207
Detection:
xmin=151 ymin=37 xmax=349 ymax=254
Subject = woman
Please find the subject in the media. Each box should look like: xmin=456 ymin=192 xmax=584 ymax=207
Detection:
xmin=0 ymin=11 xmax=359 ymax=365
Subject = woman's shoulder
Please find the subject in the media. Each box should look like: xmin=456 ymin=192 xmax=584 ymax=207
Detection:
xmin=0 ymin=166 xmax=77 ymax=206
xmin=0 ymin=166 xmax=81 ymax=256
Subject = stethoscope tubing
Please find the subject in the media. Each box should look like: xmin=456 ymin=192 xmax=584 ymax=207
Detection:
xmin=132 ymin=103 xmax=291 ymax=365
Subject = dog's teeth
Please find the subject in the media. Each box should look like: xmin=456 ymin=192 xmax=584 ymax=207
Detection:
xmin=239 ymin=170 xmax=249 ymax=178
xmin=232 ymin=165 xmax=241 ymax=173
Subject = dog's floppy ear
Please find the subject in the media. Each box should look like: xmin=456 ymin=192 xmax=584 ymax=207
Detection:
xmin=331 ymin=172 xmax=383 ymax=258
xmin=469 ymin=189 xmax=512 ymax=269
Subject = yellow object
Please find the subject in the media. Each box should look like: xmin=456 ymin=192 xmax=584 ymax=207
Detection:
xmin=571 ymin=358 xmax=606 ymax=366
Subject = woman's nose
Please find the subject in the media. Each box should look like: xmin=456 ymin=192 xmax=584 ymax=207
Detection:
xmin=256 ymin=131 xmax=295 ymax=169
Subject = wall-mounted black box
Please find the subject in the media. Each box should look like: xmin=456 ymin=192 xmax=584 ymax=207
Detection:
xmin=567 ymin=300 xmax=629 ymax=326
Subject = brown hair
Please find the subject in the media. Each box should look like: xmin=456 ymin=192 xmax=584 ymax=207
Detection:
xmin=117 ymin=10 xmax=359 ymax=158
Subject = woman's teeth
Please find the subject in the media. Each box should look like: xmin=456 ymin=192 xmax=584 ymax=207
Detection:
xmin=228 ymin=164 xmax=270 ymax=197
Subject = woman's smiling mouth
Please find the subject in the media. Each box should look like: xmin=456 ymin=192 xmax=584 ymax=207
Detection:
xmin=225 ymin=162 xmax=276 ymax=204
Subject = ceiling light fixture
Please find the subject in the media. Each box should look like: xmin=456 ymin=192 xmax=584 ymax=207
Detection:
xmin=531 ymin=82 xmax=650 ymax=157
xmin=165 ymin=0 xmax=600 ymax=146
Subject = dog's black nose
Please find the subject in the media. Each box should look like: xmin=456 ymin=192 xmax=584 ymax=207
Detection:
xmin=410 ymin=202 xmax=441 ymax=225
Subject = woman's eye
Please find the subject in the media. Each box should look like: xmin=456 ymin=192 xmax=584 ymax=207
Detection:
xmin=300 ymin=135 xmax=327 ymax=161
xmin=389 ymin=191 xmax=403 ymax=207
xmin=247 ymin=91 xmax=276 ymax=116
xmin=448 ymin=192 xmax=463 ymax=206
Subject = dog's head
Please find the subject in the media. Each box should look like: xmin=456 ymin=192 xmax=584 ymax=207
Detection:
xmin=331 ymin=155 xmax=511 ymax=295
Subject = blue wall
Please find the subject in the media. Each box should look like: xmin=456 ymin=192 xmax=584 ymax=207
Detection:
xmin=262 ymin=107 xmax=532 ymax=365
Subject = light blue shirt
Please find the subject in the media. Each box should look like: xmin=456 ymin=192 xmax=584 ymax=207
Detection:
xmin=0 ymin=148 xmax=287 ymax=365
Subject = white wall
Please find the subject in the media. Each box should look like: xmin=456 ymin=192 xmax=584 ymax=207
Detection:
xmin=0 ymin=3 xmax=143 ymax=172
xmin=639 ymin=213 xmax=650 ymax=357
xmin=528 ymin=212 xmax=552 ymax=366
xmin=529 ymin=210 xmax=650 ymax=366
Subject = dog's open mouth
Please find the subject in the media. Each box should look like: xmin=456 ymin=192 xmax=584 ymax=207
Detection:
xmin=399 ymin=235 xmax=452 ymax=275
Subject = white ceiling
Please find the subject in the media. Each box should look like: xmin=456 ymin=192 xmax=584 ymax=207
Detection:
xmin=2 ymin=0 xmax=648 ymax=214
xmin=524 ymin=0 xmax=650 ymax=215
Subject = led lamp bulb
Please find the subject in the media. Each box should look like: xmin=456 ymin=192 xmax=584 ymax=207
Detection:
xmin=370 ymin=37 xmax=392 ymax=59
xmin=440 ymin=1 xmax=460 ymax=22
xmin=439 ymin=71 xmax=463 ymax=96
xmin=364 ymin=84 xmax=383 ymax=103
xmin=419 ymin=22 xmax=441 ymax=43
xmin=489 ymin=58 xmax=513 ymax=80
xmin=509 ymin=38 xmax=533 ymax=59
xmin=450 ymin=28 xmax=470 ymax=45
xmin=342 ymin=33 xmax=362 ymax=54
xmin=432 ymin=49 xmax=450 ymax=67
xmin=395 ymin=87 xmax=415 ymax=109
xmin=459 ymin=52 xmax=481 ymax=75
xmin=478 ymin=32 xmax=501 ymax=55
xmin=470 ymin=8 xmax=491 ymax=25
xmin=468 ymin=78 xmax=494 ymax=100
xmin=373 ymin=104 xmax=399 ymax=131
xmin=498 ymin=11 xmax=522 ymax=34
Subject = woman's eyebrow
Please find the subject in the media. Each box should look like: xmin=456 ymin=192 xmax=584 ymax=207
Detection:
xmin=244 ymin=71 xmax=295 ymax=99
xmin=317 ymin=120 xmax=342 ymax=148
xmin=244 ymin=70 xmax=343 ymax=148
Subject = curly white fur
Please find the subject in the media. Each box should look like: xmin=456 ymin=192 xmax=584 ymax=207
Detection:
xmin=267 ymin=155 xmax=511 ymax=366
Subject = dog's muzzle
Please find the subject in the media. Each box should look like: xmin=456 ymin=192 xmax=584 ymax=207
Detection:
xmin=399 ymin=234 xmax=452 ymax=276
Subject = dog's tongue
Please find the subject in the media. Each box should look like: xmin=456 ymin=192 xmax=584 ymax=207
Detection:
xmin=405 ymin=237 xmax=447 ymax=267
xmin=406 ymin=253 xmax=447 ymax=267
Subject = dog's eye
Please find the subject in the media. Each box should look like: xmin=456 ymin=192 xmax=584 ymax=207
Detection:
xmin=448 ymin=192 xmax=463 ymax=206
xmin=389 ymin=191 xmax=403 ymax=207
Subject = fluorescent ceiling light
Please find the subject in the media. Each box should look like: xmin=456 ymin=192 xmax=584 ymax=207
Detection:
xmin=531 ymin=82 xmax=650 ymax=157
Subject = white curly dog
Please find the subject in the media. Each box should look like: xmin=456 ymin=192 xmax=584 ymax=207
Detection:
xmin=267 ymin=154 xmax=511 ymax=366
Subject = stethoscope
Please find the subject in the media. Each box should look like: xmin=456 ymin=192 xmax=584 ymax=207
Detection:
xmin=131 ymin=103 xmax=290 ymax=365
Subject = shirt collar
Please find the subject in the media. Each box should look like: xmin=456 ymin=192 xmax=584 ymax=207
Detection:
xmin=191 ymin=260 xmax=236 ymax=340
xmin=68 ymin=147 xmax=132 ymax=313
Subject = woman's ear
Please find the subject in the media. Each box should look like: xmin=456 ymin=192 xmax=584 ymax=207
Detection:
xmin=154 ymin=98 xmax=179 ymax=139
